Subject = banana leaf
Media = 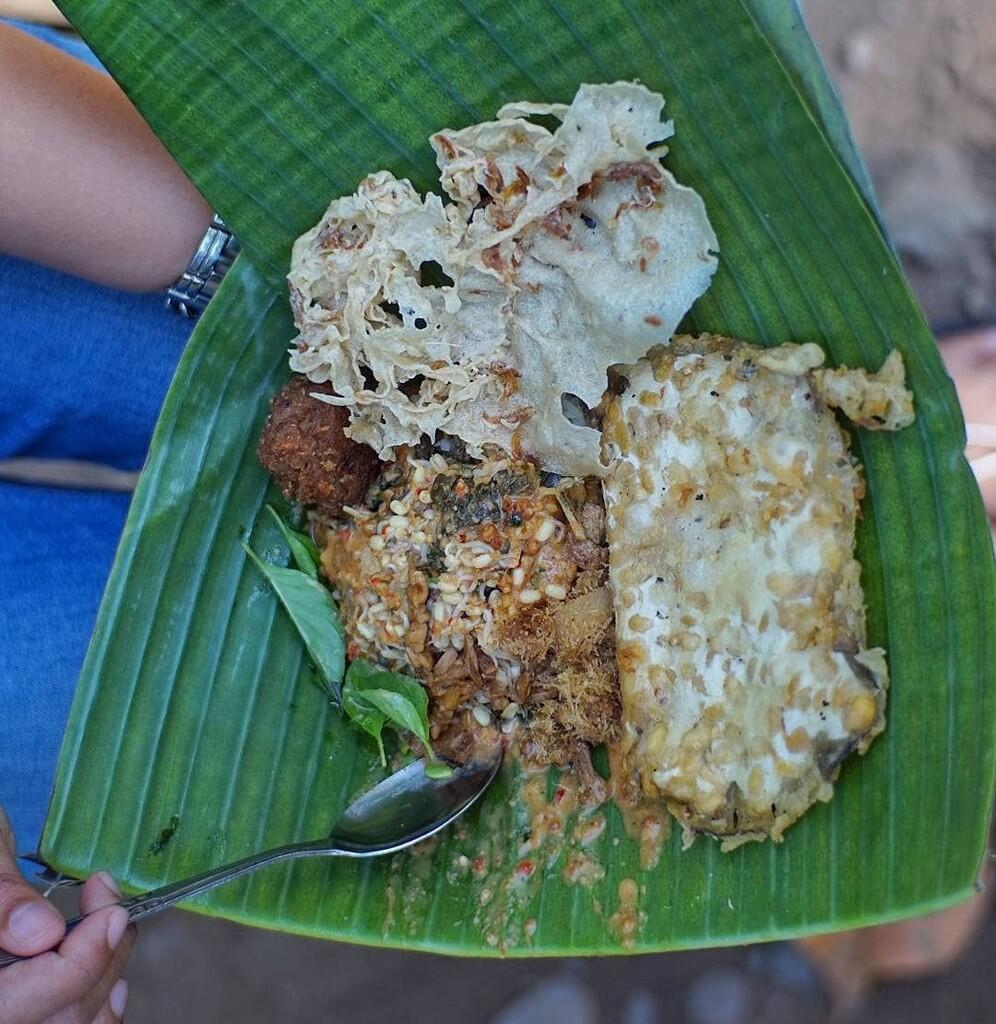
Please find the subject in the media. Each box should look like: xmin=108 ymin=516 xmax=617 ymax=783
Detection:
xmin=42 ymin=0 xmax=995 ymax=954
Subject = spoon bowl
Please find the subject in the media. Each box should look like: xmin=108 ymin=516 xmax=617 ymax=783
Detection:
xmin=331 ymin=756 xmax=501 ymax=854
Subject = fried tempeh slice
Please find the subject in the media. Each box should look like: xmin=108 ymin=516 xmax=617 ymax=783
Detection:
xmin=601 ymin=335 xmax=912 ymax=848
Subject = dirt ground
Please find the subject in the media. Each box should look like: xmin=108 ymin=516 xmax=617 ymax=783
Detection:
xmin=108 ymin=892 xmax=996 ymax=1024
xmin=806 ymin=0 xmax=996 ymax=331
xmin=41 ymin=1 xmax=996 ymax=1021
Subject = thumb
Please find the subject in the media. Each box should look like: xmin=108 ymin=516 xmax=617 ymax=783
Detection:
xmin=0 ymin=806 xmax=65 ymax=956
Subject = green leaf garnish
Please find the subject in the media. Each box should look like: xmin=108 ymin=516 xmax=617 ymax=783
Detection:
xmin=243 ymin=536 xmax=438 ymax=764
xmin=340 ymin=690 xmax=389 ymax=764
xmin=242 ymin=544 xmax=345 ymax=700
xmin=342 ymin=659 xmax=436 ymax=765
xmin=266 ymin=504 xmax=320 ymax=577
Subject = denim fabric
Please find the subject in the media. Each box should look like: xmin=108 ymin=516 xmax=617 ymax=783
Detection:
xmin=0 ymin=256 xmax=191 ymax=853
xmin=0 ymin=254 xmax=192 ymax=471
xmin=3 ymin=18 xmax=105 ymax=71
xmin=0 ymin=255 xmax=191 ymax=853
xmin=0 ymin=20 xmax=193 ymax=854
xmin=0 ymin=484 xmax=132 ymax=854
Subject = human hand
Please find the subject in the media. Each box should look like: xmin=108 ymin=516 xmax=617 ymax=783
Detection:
xmin=0 ymin=809 xmax=133 ymax=1023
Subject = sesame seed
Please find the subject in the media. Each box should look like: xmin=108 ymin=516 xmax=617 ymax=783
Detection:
xmin=431 ymin=601 xmax=446 ymax=622
xmin=472 ymin=553 xmax=493 ymax=569
xmin=412 ymin=465 xmax=427 ymax=486
xmin=356 ymin=622 xmax=376 ymax=641
xmin=472 ymin=705 xmax=492 ymax=726
xmin=388 ymin=515 xmax=409 ymax=529
xmin=502 ymin=702 xmax=519 ymax=720
xmin=368 ymin=534 xmax=386 ymax=551
xmin=430 ymin=454 xmax=447 ymax=471
xmin=437 ymin=577 xmax=459 ymax=594
xmin=518 ymin=588 xmax=542 ymax=604
xmin=544 ymin=583 xmax=568 ymax=600
xmin=512 ymin=567 xmax=526 ymax=587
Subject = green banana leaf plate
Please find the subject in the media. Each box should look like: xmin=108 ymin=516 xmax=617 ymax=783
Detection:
xmin=42 ymin=0 xmax=995 ymax=955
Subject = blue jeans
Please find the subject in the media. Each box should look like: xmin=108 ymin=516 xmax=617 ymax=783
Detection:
xmin=0 ymin=255 xmax=192 ymax=853
xmin=0 ymin=19 xmax=196 ymax=849
xmin=0 ymin=257 xmax=192 ymax=853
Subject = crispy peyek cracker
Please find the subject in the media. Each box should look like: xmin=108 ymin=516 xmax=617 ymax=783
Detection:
xmin=287 ymin=82 xmax=717 ymax=477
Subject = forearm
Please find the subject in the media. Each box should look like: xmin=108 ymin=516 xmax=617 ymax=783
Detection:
xmin=0 ymin=23 xmax=212 ymax=290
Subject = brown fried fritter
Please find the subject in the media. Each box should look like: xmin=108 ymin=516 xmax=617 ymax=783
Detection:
xmin=257 ymin=375 xmax=380 ymax=516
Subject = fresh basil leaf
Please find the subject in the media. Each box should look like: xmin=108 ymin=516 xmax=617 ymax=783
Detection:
xmin=340 ymin=688 xmax=388 ymax=765
xmin=343 ymin=659 xmax=434 ymax=757
xmin=266 ymin=504 xmax=320 ymax=578
xmin=356 ymin=689 xmax=430 ymax=745
xmin=242 ymin=544 xmax=345 ymax=699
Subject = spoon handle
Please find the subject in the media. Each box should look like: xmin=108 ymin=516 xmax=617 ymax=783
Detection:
xmin=117 ymin=838 xmax=333 ymax=922
xmin=0 ymin=838 xmax=331 ymax=968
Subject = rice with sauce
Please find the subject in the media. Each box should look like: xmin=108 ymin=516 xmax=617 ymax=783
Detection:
xmin=318 ymin=448 xmax=617 ymax=790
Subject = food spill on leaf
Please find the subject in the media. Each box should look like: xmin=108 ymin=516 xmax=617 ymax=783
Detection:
xmin=563 ymin=851 xmax=606 ymax=887
xmin=572 ymin=813 xmax=607 ymax=846
xmin=618 ymin=803 xmax=670 ymax=871
xmin=639 ymin=816 xmax=666 ymax=871
xmin=148 ymin=814 xmax=179 ymax=856
xmin=372 ymin=757 xmax=649 ymax=950
xmin=609 ymin=877 xmax=643 ymax=949
xmin=382 ymin=877 xmax=397 ymax=938
xmin=385 ymin=834 xmax=439 ymax=938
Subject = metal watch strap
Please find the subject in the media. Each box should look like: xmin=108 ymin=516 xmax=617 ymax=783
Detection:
xmin=165 ymin=213 xmax=240 ymax=317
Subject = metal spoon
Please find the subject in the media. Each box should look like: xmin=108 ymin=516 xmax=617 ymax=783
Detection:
xmin=0 ymin=754 xmax=500 ymax=968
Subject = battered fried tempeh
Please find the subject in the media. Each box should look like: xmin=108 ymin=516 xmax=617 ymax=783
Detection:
xmin=601 ymin=335 xmax=911 ymax=848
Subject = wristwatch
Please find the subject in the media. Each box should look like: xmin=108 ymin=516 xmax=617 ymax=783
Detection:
xmin=165 ymin=213 xmax=240 ymax=317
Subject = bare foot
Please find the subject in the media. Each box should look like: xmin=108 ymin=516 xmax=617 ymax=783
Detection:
xmin=796 ymin=867 xmax=993 ymax=1013
xmin=942 ymin=327 xmax=996 ymax=518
